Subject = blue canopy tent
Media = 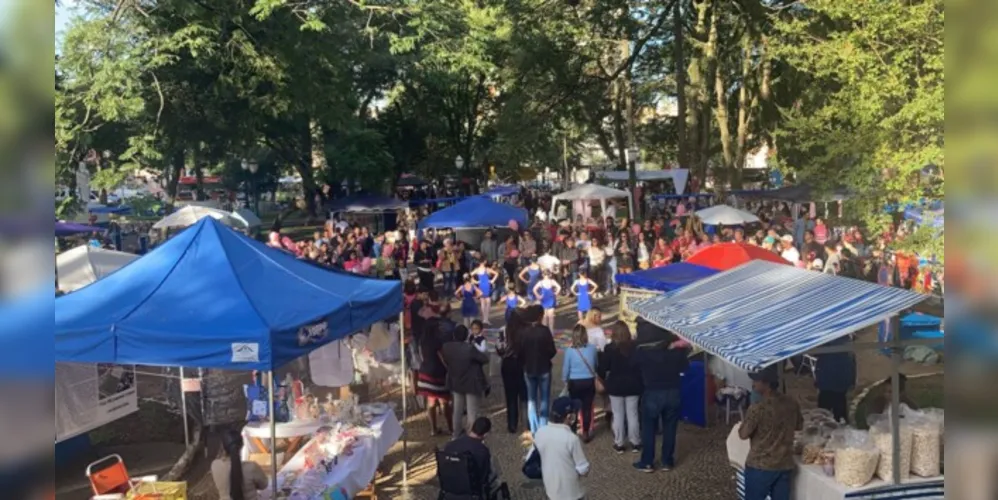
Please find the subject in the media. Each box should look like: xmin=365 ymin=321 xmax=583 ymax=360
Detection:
xmin=484 ymin=185 xmax=520 ymax=198
xmin=615 ymin=263 xmax=718 ymax=292
xmin=56 ymin=217 xmax=410 ymax=493
xmin=417 ymin=196 xmax=528 ymax=231
xmin=327 ymin=194 xmax=407 ymax=213
xmin=56 ymin=217 xmax=402 ymax=371
xmin=408 ymin=195 xmax=469 ymax=207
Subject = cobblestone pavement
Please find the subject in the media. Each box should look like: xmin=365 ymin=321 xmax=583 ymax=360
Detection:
xmin=373 ymin=294 xmax=741 ymax=500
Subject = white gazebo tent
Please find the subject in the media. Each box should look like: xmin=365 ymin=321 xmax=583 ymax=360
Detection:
xmin=153 ymin=205 xmax=243 ymax=230
xmin=549 ymin=183 xmax=634 ymax=221
xmin=694 ymin=204 xmax=760 ymax=225
xmin=56 ymin=245 xmax=138 ymax=293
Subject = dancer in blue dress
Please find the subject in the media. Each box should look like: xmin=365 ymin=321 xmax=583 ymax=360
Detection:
xmin=456 ymin=274 xmax=481 ymax=326
xmin=518 ymin=258 xmax=542 ymax=303
xmin=532 ymin=271 xmax=562 ymax=332
xmin=503 ymin=285 xmax=526 ymax=324
xmin=571 ymin=269 xmax=599 ymax=322
xmin=472 ymin=261 xmax=499 ymax=325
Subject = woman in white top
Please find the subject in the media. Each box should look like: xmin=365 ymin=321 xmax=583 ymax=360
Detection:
xmin=211 ymin=430 xmax=269 ymax=500
xmin=636 ymin=232 xmax=651 ymax=269
xmin=582 ymin=308 xmax=607 ymax=352
xmin=586 ymin=238 xmax=606 ymax=299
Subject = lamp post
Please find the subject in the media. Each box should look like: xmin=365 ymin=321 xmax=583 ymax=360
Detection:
xmin=241 ymin=159 xmax=259 ymax=214
xmin=455 ymin=155 xmax=465 ymax=171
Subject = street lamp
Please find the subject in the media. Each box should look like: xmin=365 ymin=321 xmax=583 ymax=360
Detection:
xmin=241 ymin=159 xmax=259 ymax=214
xmin=455 ymin=155 xmax=465 ymax=171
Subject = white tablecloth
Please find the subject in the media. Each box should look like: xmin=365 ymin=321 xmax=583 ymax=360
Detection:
xmin=270 ymin=411 xmax=403 ymax=499
xmin=241 ymin=420 xmax=326 ymax=460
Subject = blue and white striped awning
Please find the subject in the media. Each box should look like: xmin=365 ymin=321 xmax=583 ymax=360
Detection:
xmin=630 ymin=260 xmax=928 ymax=372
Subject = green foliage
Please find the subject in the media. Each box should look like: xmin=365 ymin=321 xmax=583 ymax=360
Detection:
xmin=771 ymin=0 xmax=943 ymax=254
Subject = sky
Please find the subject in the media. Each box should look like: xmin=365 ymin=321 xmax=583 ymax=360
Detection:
xmin=55 ymin=0 xmax=78 ymax=49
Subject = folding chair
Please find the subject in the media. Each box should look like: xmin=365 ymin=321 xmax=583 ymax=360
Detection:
xmin=86 ymin=454 xmax=137 ymax=498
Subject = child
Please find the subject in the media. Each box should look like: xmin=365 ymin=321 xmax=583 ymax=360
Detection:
xmin=570 ymin=269 xmax=598 ymax=322
xmin=503 ymin=284 xmax=526 ymax=324
xmin=469 ymin=319 xmax=488 ymax=353
xmin=456 ymin=274 xmax=481 ymax=326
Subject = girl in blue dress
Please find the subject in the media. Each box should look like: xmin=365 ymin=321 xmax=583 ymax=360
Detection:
xmin=518 ymin=258 xmax=542 ymax=304
xmin=472 ymin=261 xmax=499 ymax=325
xmin=532 ymin=271 xmax=562 ymax=332
xmin=455 ymin=274 xmax=481 ymax=326
xmin=503 ymin=284 xmax=526 ymax=324
xmin=570 ymin=269 xmax=599 ymax=322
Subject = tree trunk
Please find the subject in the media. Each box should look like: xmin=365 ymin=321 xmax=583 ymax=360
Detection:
xmin=714 ymin=64 xmax=733 ymax=189
xmin=296 ymin=117 xmax=319 ymax=219
xmin=733 ymin=34 xmax=753 ymax=190
xmin=673 ymin=0 xmax=688 ymax=171
xmin=192 ymin=148 xmax=206 ymax=201
xmin=165 ymin=148 xmax=185 ymax=211
xmin=700 ymin=0 xmax=719 ymax=183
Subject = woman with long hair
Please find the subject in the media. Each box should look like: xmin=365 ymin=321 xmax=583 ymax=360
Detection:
xmin=562 ymin=324 xmax=599 ymax=442
xmin=601 ymin=321 xmax=643 ymax=454
xmin=497 ymin=309 xmax=527 ymax=433
xmin=210 ymin=429 xmax=268 ymax=500
xmin=472 ymin=260 xmax=499 ymax=325
xmin=532 ymin=271 xmax=561 ymax=332
xmin=570 ymin=269 xmax=598 ymax=322
xmin=518 ymin=257 xmax=542 ymax=303
xmin=416 ymin=304 xmax=455 ymax=436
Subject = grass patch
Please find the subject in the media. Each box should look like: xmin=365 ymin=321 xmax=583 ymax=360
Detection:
xmin=853 ymin=373 xmax=944 ymax=429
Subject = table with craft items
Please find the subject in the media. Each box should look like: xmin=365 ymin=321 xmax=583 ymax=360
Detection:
xmin=241 ymin=419 xmax=327 ymax=465
xmin=258 ymin=410 xmax=403 ymax=500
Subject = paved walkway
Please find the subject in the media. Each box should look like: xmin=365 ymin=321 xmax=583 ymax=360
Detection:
xmin=372 ymin=294 xmax=740 ymax=499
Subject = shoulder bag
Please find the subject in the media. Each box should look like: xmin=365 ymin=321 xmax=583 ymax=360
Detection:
xmin=574 ymin=347 xmax=605 ymax=395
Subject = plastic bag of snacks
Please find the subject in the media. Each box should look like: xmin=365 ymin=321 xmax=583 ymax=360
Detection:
xmin=907 ymin=412 xmax=942 ymax=477
xmin=834 ymin=429 xmax=880 ymax=487
xmin=871 ymin=419 xmax=914 ymax=482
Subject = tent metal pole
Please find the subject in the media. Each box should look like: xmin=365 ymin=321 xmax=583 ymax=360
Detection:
xmin=399 ymin=311 xmax=409 ymax=492
xmin=180 ymin=366 xmax=189 ymax=447
xmin=269 ymin=370 xmax=278 ymax=498
xmin=889 ymin=315 xmax=902 ymax=484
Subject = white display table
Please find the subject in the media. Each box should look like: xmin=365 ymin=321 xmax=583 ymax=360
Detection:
xmin=240 ymin=419 xmax=327 ymax=462
xmin=264 ymin=411 xmax=403 ymax=499
xmin=728 ymin=426 xmax=944 ymax=500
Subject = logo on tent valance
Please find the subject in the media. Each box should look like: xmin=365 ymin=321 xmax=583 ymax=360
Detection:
xmin=297 ymin=320 xmax=329 ymax=346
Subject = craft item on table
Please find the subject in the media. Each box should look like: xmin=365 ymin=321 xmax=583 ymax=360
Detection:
xmin=309 ymin=340 xmax=354 ymax=388
xmin=321 ymin=487 xmax=350 ymax=500
xmin=274 ymin=385 xmax=291 ymax=423
xmin=322 ymin=393 xmax=338 ymax=419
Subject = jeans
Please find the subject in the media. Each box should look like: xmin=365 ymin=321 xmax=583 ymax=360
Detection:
xmin=567 ymin=378 xmax=596 ymax=435
xmin=744 ymin=467 xmax=791 ymax=500
xmin=524 ymin=371 xmax=552 ymax=434
xmin=452 ymin=392 xmax=482 ymax=439
xmin=607 ymin=256 xmax=618 ymax=290
xmin=501 ymin=357 xmax=525 ymax=432
xmin=639 ymin=389 xmax=681 ymax=468
xmin=443 ymin=271 xmax=457 ymax=295
xmin=609 ymin=395 xmax=641 ymax=447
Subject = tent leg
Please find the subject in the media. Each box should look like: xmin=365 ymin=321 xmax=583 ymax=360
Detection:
xmin=180 ymin=367 xmax=189 ymax=447
xmin=269 ymin=371 xmax=278 ymax=497
xmin=399 ymin=311 xmax=409 ymax=494
xmin=889 ymin=315 xmax=902 ymax=484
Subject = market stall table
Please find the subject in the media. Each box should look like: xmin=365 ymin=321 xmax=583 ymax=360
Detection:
xmin=728 ymin=427 xmax=944 ymax=500
xmin=241 ymin=420 xmax=327 ymax=464
xmin=261 ymin=410 xmax=404 ymax=500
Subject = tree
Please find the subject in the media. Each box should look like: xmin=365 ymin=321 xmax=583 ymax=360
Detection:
xmin=771 ymin=0 xmax=943 ymax=256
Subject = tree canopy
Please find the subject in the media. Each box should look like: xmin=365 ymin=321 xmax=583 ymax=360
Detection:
xmin=56 ymin=0 xmax=943 ymax=255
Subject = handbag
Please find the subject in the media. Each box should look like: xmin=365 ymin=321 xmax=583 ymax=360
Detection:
xmin=574 ymin=348 xmax=605 ymax=394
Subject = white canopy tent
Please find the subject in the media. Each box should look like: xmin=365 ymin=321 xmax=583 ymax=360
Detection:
xmin=231 ymin=208 xmax=263 ymax=228
xmin=56 ymin=245 xmax=138 ymax=292
xmin=153 ymin=205 xmax=243 ymax=230
xmin=549 ymin=183 xmax=634 ymax=221
xmin=594 ymin=168 xmax=690 ymax=194
xmin=694 ymin=204 xmax=760 ymax=225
